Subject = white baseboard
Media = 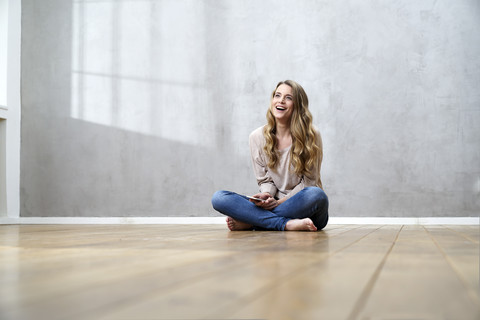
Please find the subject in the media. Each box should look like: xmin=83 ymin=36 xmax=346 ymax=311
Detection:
xmin=0 ymin=216 xmax=478 ymax=225
xmin=0 ymin=217 xmax=226 ymax=225
xmin=328 ymin=217 xmax=479 ymax=225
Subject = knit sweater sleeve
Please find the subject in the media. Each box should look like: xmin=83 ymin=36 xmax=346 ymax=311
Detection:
xmin=249 ymin=127 xmax=278 ymax=197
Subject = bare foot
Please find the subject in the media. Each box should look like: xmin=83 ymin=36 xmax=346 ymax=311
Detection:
xmin=285 ymin=218 xmax=317 ymax=232
xmin=226 ymin=217 xmax=253 ymax=231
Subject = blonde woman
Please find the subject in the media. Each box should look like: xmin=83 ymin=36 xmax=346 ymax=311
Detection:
xmin=212 ymin=80 xmax=329 ymax=231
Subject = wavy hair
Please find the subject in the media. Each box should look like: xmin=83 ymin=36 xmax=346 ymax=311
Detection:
xmin=263 ymin=80 xmax=322 ymax=184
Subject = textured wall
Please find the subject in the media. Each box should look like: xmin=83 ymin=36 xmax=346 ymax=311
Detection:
xmin=21 ymin=0 xmax=480 ymax=217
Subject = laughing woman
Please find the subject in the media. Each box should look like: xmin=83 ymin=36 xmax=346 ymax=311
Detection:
xmin=211 ymin=80 xmax=329 ymax=231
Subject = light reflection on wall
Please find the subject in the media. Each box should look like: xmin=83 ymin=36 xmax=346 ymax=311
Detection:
xmin=71 ymin=0 xmax=213 ymax=147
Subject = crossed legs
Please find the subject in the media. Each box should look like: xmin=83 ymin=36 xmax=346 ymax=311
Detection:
xmin=212 ymin=187 xmax=328 ymax=231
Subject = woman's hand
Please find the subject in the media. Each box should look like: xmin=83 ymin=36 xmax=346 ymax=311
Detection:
xmin=250 ymin=193 xmax=280 ymax=210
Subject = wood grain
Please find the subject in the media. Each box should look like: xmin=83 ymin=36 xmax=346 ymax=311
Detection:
xmin=0 ymin=224 xmax=478 ymax=320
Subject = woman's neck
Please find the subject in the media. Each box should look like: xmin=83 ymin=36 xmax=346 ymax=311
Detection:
xmin=275 ymin=123 xmax=292 ymax=149
xmin=275 ymin=122 xmax=291 ymax=138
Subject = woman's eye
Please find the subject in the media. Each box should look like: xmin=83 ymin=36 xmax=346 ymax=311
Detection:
xmin=286 ymin=96 xmax=292 ymax=100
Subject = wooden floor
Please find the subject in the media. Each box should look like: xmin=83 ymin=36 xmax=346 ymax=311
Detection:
xmin=0 ymin=224 xmax=479 ymax=320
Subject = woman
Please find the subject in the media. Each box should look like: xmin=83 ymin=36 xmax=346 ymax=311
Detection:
xmin=211 ymin=80 xmax=329 ymax=231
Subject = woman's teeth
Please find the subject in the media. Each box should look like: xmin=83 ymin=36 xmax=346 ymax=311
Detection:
xmin=276 ymin=106 xmax=286 ymax=110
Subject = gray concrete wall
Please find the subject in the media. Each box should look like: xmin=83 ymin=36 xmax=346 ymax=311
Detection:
xmin=21 ymin=0 xmax=480 ymax=217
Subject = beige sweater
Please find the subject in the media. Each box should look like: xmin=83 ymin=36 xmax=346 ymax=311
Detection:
xmin=249 ymin=126 xmax=323 ymax=200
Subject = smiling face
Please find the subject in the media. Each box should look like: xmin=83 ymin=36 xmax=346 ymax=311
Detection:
xmin=270 ymin=84 xmax=294 ymax=124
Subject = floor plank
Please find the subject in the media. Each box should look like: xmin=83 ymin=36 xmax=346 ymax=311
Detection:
xmin=424 ymin=226 xmax=480 ymax=303
xmin=228 ymin=225 xmax=402 ymax=320
xmin=358 ymin=225 xmax=480 ymax=320
xmin=444 ymin=225 xmax=480 ymax=244
xmin=98 ymin=226 xmax=375 ymax=320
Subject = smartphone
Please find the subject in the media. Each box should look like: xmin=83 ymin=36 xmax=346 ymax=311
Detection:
xmin=246 ymin=196 xmax=264 ymax=202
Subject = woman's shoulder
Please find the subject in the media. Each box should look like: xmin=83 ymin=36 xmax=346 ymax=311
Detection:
xmin=249 ymin=126 xmax=267 ymax=149
xmin=249 ymin=125 xmax=265 ymax=140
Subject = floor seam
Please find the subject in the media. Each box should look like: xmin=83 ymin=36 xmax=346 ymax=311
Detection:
xmin=213 ymin=225 xmax=385 ymax=319
xmin=346 ymin=225 xmax=404 ymax=320
xmin=423 ymin=226 xmax=480 ymax=307
xmin=443 ymin=225 xmax=479 ymax=245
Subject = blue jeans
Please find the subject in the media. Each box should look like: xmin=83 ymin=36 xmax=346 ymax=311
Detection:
xmin=211 ymin=187 xmax=329 ymax=231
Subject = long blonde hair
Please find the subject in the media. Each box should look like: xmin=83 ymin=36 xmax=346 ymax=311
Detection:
xmin=263 ymin=80 xmax=322 ymax=184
